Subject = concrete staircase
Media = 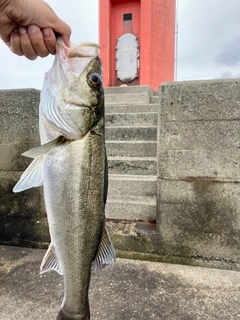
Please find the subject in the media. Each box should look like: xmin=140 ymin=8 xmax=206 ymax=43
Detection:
xmin=104 ymin=86 xmax=158 ymax=222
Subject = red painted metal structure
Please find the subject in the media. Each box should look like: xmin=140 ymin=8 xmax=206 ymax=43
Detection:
xmin=99 ymin=0 xmax=176 ymax=90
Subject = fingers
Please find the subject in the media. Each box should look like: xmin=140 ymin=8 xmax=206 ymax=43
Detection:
xmin=19 ymin=26 xmax=38 ymax=60
xmin=0 ymin=22 xmax=19 ymax=46
xmin=9 ymin=25 xmax=57 ymax=60
xmin=42 ymin=27 xmax=56 ymax=54
xmin=9 ymin=29 xmax=23 ymax=56
xmin=51 ymin=19 xmax=71 ymax=47
xmin=27 ymin=25 xmax=50 ymax=58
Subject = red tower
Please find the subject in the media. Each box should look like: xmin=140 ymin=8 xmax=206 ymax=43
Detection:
xmin=99 ymin=0 xmax=176 ymax=90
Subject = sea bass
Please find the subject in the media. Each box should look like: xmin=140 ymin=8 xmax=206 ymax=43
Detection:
xmin=13 ymin=38 xmax=116 ymax=320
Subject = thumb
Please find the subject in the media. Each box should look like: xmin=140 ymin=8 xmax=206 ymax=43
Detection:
xmin=51 ymin=19 xmax=71 ymax=47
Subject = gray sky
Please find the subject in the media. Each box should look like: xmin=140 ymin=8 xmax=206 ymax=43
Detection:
xmin=177 ymin=0 xmax=240 ymax=80
xmin=0 ymin=0 xmax=240 ymax=89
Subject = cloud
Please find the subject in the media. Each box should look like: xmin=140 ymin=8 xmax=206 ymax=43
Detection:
xmin=214 ymin=70 xmax=240 ymax=80
xmin=177 ymin=0 xmax=240 ymax=80
xmin=215 ymin=36 xmax=240 ymax=66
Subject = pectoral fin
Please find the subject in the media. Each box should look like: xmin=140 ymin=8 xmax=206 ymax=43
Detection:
xmin=13 ymin=157 xmax=43 ymax=193
xmin=92 ymin=224 xmax=116 ymax=271
xmin=22 ymin=136 xmax=69 ymax=158
xmin=13 ymin=137 xmax=71 ymax=193
xmin=40 ymin=243 xmax=63 ymax=275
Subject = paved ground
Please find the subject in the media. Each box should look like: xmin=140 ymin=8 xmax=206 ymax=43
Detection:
xmin=0 ymin=246 xmax=240 ymax=320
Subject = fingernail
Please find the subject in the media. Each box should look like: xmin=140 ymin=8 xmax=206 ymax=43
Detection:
xmin=43 ymin=28 xmax=50 ymax=36
xmin=28 ymin=25 xmax=37 ymax=34
xmin=19 ymin=27 xmax=27 ymax=35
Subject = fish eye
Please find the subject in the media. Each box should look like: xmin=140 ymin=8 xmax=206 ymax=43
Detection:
xmin=88 ymin=73 xmax=101 ymax=87
xmin=91 ymin=75 xmax=99 ymax=83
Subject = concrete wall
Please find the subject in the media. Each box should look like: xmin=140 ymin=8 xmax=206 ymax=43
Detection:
xmin=0 ymin=89 xmax=48 ymax=247
xmin=1 ymin=79 xmax=240 ymax=270
xmin=157 ymin=79 xmax=240 ymax=268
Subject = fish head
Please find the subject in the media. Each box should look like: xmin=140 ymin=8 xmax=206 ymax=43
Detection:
xmin=41 ymin=38 xmax=104 ymax=140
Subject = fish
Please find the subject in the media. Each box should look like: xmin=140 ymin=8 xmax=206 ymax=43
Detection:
xmin=13 ymin=38 xmax=116 ymax=320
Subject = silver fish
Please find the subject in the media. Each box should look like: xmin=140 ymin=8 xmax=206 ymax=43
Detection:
xmin=13 ymin=38 xmax=116 ymax=320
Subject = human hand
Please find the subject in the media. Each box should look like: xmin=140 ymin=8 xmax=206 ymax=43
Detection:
xmin=0 ymin=0 xmax=71 ymax=60
xmin=10 ymin=25 xmax=59 ymax=60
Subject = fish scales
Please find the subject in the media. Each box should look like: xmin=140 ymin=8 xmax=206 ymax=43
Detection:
xmin=45 ymin=136 xmax=105 ymax=317
xmin=13 ymin=38 xmax=115 ymax=320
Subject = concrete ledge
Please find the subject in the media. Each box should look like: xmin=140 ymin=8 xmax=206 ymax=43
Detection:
xmin=160 ymin=78 xmax=240 ymax=121
xmin=107 ymin=220 xmax=240 ymax=271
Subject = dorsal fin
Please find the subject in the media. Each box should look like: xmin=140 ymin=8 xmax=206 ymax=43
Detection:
xmin=92 ymin=224 xmax=116 ymax=271
xmin=40 ymin=243 xmax=63 ymax=275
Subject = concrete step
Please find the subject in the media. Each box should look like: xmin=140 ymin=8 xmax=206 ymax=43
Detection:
xmin=105 ymin=112 xmax=158 ymax=126
xmin=150 ymin=95 xmax=159 ymax=104
xmin=106 ymin=141 xmax=157 ymax=157
xmin=108 ymin=174 xmax=157 ymax=197
xmin=108 ymin=156 xmax=157 ymax=175
xmin=105 ymin=126 xmax=157 ymax=141
xmin=105 ymin=103 xmax=158 ymax=113
xmin=105 ymin=93 xmax=150 ymax=104
xmin=105 ymin=195 xmax=156 ymax=221
xmin=104 ymin=85 xmax=154 ymax=96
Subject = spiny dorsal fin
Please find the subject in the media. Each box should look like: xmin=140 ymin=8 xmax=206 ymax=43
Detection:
xmin=13 ymin=157 xmax=43 ymax=193
xmin=22 ymin=136 xmax=69 ymax=158
xmin=40 ymin=243 xmax=63 ymax=275
xmin=91 ymin=224 xmax=116 ymax=271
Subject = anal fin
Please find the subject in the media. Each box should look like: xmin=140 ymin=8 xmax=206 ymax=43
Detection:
xmin=92 ymin=224 xmax=116 ymax=271
xmin=40 ymin=243 xmax=63 ymax=275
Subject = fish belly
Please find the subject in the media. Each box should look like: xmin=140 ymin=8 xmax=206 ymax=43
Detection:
xmin=43 ymin=131 xmax=106 ymax=317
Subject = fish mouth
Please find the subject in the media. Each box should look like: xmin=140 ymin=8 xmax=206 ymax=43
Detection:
xmin=57 ymin=38 xmax=100 ymax=74
xmin=57 ymin=38 xmax=100 ymax=58
xmin=68 ymin=42 xmax=100 ymax=58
